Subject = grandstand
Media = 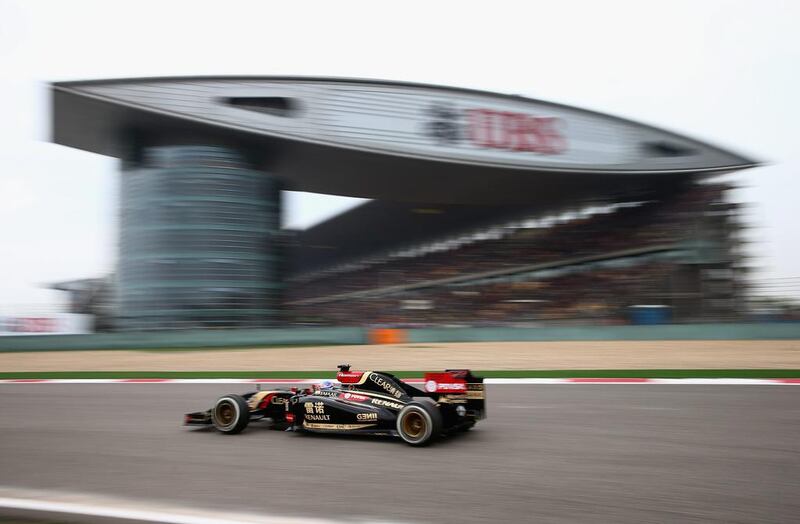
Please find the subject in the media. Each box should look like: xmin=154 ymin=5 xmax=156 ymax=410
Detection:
xmin=49 ymin=77 xmax=756 ymax=331
xmin=287 ymin=181 xmax=744 ymax=326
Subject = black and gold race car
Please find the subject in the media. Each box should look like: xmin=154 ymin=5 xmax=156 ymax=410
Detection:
xmin=185 ymin=365 xmax=485 ymax=446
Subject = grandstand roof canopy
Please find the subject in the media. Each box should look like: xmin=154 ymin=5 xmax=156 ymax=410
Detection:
xmin=52 ymin=76 xmax=757 ymax=205
xmin=288 ymin=200 xmax=536 ymax=273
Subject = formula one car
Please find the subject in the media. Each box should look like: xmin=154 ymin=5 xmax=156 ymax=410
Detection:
xmin=184 ymin=365 xmax=485 ymax=446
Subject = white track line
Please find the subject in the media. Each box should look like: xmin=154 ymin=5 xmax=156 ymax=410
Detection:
xmin=0 ymin=378 xmax=797 ymax=385
xmin=0 ymin=488 xmax=407 ymax=524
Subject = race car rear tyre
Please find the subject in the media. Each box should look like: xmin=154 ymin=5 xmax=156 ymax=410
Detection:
xmin=211 ymin=394 xmax=250 ymax=434
xmin=396 ymin=399 xmax=442 ymax=446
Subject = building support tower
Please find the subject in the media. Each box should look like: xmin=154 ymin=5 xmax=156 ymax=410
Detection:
xmin=117 ymin=144 xmax=281 ymax=330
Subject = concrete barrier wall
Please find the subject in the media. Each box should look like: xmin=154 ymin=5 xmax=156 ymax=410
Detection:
xmin=0 ymin=327 xmax=367 ymax=352
xmin=0 ymin=323 xmax=797 ymax=352
xmin=407 ymin=323 xmax=800 ymax=343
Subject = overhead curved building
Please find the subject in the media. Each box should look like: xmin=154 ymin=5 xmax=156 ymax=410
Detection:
xmin=51 ymin=77 xmax=757 ymax=330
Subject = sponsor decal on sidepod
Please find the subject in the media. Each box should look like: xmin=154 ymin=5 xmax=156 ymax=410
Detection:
xmin=369 ymin=373 xmax=404 ymax=398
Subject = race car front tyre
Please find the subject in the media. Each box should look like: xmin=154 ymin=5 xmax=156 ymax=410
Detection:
xmin=211 ymin=394 xmax=250 ymax=434
xmin=396 ymin=399 xmax=443 ymax=446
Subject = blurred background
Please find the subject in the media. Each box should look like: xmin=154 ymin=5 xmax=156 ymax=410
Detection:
xmin=1 ymin=0 xmax=798 ymax=335
xmin=1 ymin=4 xmax=798 ymax=524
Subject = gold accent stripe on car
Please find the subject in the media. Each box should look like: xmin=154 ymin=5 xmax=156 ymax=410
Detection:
xmin=302 ymin=422 xmax=377 ymax=430
xmin=355 ymin=371 xmax=373 ymax=385
xmin=247 ymin=391 xmax=272 ymax=409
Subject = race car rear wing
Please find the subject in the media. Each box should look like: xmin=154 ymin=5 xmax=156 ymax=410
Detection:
xmin=425 ymin=369 xmax=486 ymax=420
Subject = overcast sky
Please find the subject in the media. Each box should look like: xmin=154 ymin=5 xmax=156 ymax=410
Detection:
xmin=0 ymin=0 xmax=797 ymax=313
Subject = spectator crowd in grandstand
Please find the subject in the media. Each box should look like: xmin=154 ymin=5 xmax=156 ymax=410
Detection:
xmin=287 ymin=183 xmax=738 ymax=326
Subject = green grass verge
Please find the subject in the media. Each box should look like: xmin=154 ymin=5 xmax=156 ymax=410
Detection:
xmin=132 ymin=343 xmax=352 ymax=353
xmin=1 ymin=370 xmax=799 ymax=379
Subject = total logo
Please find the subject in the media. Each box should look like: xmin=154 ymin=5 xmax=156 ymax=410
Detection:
xmin=425 ymin=380 xmax=467 ymax=393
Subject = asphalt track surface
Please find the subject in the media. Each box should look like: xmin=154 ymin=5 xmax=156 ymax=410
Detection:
xmin=0 ymin=384 xmax=798 ymax=523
